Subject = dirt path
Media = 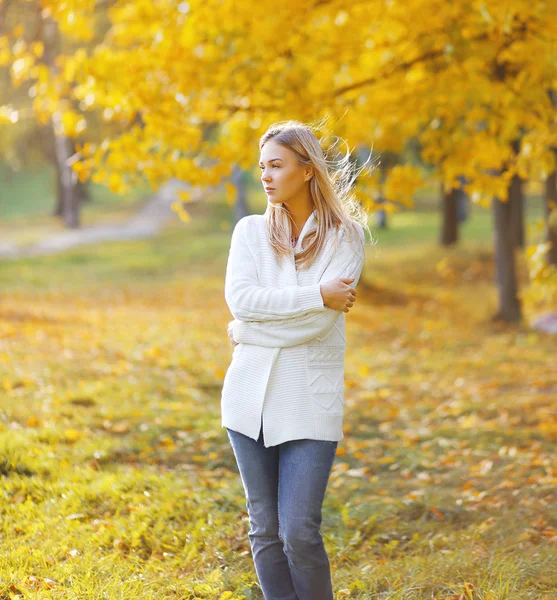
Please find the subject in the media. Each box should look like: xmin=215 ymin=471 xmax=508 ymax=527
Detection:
xmin=0 ymin=179 xmax=205 ymax=259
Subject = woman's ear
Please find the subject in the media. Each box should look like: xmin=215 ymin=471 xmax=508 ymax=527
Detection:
xmin=305 ymin=167 xmax=314 ymax=182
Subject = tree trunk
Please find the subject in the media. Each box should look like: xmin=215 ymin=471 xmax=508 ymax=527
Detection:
xmin=545 ymin=150 xmax=557 ymax=266
xmin=51 ymin=112 xmax=80 ymax=228
xmin=51 ymin=138 xmax=88 ymax=217
xmin=440 ymin=183 xmax=458 ymax=245
xmin=43 ymin=17 xmax=80 ymax=228
xmin=375 ymin=207 xmax=388 ymax=229
xmin=456 ymin=187 xmax=469 ymax=223
xmin=492 ymin=187 xmax=522 ymax=322
xmin=545 ymin=173 xmax=557 ymax=263
xmin=509 ymin=138 xmax=525 ymax=249
xmin=77 ymin=180 xmax=90 ymax=203
xmin=231 ymin=165 xmax=250 ymax=222
xmin=508 ymin=171 xmax=525 ymax=249
xmin=456 ymin=175 xmax=469 ymax=223
xmin=53 ymin=173 xmax=63 ymax=217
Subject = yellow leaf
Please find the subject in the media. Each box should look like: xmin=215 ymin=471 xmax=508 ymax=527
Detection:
xmin=65 ymin=429 xmax=83 ymax=443
xmin=225 ymin=182 xmax=236 ymax=207
xmin=108 ymin=172 xmax=125 ymax=194
xmin=171 ymin=201 xmax=192 ymax=223
xmin=60 ymin=111 xmax=84 ymax=137
xmin=358 ymin=364 xmax=370 ymax=376
xmin=32 ymin=42 xmax=44 ymax=58
xmin=177 ymin=189 xmax=192 ymax=203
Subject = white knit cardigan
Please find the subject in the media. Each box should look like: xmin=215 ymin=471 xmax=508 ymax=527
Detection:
xmin=221 ymin=209 xmax=365 ymax=447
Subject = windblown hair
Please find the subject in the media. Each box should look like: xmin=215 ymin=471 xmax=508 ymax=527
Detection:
xmin=260 ymin=119 xmax=376 ymax=271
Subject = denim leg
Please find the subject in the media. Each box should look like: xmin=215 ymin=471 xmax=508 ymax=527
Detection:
xmin=226 ymin=426 xmax=297 ymax=600
xmin=278 ymin=438 xmax=338 ymax=600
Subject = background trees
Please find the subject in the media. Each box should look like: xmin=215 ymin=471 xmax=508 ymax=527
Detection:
xmin=1 ymin=0 xmax=556 ymax=321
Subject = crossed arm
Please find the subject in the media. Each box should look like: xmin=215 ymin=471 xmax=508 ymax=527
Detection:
xmin=224 ymin=217 xmax=365 ymax=348
xmin=224 ymin=216 xmax=327 ymax=321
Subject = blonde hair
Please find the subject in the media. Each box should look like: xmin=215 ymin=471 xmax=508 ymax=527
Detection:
xmin=259 ymin=119 xmax=376 ymax=271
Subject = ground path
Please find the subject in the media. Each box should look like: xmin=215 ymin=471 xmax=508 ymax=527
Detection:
xmin=0 ymin=179 xmax=202 ymax=259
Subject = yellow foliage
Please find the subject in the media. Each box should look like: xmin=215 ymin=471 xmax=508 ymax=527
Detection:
xmin=225 ymin=182 xmax=236 ymax=207
xmin=522 ymin=240 xmax=557 ymax=307
xmin=31 ymin=41 xmax=44 ymax=58
xmin=64 ymin=429 xmax=84 ymax=443
xmin=0 ymin=106 xmax=14 ymax=124
xmin=61 ymin=110 xmax=86 ymax=137
xmin=71 ymin=160 xmax=91 ymax=183
xmin=108 ymin=172 xmax=126 ymax=194
xmin=0 ymin=35 xmax=11 ymax=66
xmin=1 ymin=0 xmax=542 ymax=208
xmin=1 ymin=0 xmax=557 ymax=307
xmin=171 ymin=201 xmax=192 ymax=223
xmin=382 ymin=165 xmax=424 ymax=206
xmin=177 ymin=190 xmax=192 ymax=204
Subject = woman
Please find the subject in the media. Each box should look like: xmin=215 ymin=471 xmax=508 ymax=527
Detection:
xmin=221 ymin=120 xmax=372 ymax=600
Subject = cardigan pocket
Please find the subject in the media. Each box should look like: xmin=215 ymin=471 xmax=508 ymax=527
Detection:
xmin=306 ymin=345 xmax=345 ymax=411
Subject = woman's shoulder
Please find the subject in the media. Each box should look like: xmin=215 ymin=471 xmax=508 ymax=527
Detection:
xmin=234 ymin=213 xmax=262 ymax=228
xmin=233 ymin=214 xmax=264 ymax=246
xmin=336 ymin=220 xmax=365 ymax=246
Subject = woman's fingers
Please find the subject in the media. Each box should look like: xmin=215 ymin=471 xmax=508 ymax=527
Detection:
xmin=227 ymin=324 xmax=238 ymax=347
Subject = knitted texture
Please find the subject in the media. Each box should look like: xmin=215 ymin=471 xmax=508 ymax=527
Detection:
xmin=221 ymin=209 xmax=365 ymax=447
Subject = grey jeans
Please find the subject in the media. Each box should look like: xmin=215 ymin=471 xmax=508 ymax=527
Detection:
xmin=226 ymin=424 xmax=338 ymax=600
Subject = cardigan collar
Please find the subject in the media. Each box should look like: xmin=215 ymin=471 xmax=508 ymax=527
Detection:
xmin=293 ymin=209 xmax=317 ymax=252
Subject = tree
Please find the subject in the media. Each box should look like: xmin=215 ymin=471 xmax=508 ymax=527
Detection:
xmin=2 ymin=0 xmax=556 ymax=316
xmin=230 ymin=165 xmax=250 ymax=223
xmin=545 ymin=150 xmax=557 ymax=266
xmin=440 ymin=183 xmax=459 ymax=246
xmin=0 ymin=0 xmax=117 ymax=226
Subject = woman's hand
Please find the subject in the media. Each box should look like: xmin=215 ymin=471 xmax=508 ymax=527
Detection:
xmin=227 ymin=322 xmax=238 ymax=347
xmin=319 ymin=277 xmax=357 ymax=313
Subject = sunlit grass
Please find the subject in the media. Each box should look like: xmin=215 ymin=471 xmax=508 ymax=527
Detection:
xmin=1 ymin=200 xmax=556 ymax=599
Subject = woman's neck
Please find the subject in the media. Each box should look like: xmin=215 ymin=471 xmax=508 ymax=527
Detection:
xmin=287 ymin=204 xmax=315 ymax=238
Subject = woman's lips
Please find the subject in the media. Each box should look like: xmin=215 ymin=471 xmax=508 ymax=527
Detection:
xmin=265 ymin=188 xmax=275 ymax=193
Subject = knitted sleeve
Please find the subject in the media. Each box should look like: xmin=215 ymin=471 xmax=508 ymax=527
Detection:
xmin=224 ymin=216 xmax=326 ymax=321
xmin=231 ymin=224 xmax=365 ymax=347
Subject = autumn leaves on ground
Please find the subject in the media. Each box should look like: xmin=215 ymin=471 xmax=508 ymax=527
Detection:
xmin=1 ymin=206 xmax=556 ymax=600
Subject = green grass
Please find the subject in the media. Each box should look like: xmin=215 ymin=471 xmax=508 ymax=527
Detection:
xmin=0 ymin=165 xmax=149 ymax=218
xmin=0 ymin=165 xmax=150 ymax=245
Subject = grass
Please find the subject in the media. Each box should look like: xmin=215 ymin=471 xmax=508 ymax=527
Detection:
xmin=0 ymin=185 xmax=556 ymax=599
xmin=0 ymin=165 xmax=150 ymax=245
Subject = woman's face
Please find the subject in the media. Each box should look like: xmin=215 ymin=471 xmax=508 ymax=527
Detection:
xmin=259 ymin=140 xmax=312 ymax=206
